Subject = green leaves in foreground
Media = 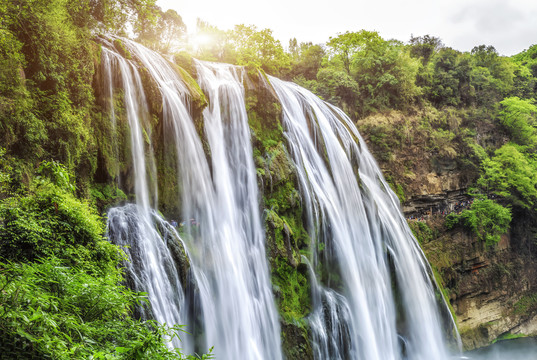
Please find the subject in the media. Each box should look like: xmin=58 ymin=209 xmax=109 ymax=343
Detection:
xmin=0 ymin=258 xmax=206 ymax=359
xmin=0 ymin=162 xmax=212 ymax=359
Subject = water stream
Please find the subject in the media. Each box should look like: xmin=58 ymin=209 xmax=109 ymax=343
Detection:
xmin=99 ymin=36 xmax=460 ymax=360
xmin=269 ymin=76 xmax=458 ymax=360
xmin=101 ymin=45 xmax=189 ymax=350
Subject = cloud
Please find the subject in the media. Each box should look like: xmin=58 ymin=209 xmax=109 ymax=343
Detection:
xmin=452 ymin=0 xmax=526 ymax=33
xmin=447 ymin=0 xmax=537 ymax=54
xmin=159 ymin=0 xmax=537 ymax=56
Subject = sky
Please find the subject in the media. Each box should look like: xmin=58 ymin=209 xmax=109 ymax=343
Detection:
xmin=157 ymin=0 xmax=537 ymax=56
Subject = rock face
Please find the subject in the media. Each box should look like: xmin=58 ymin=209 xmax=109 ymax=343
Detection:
xmin=356 ymin=109 xmax=537 ymax=350
xmin=92 ymin=45 xmax=537 ymax=354
xmin=422 ymin=211 xmax=537 ymax=350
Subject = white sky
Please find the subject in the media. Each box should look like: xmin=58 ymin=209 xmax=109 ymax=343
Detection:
xmin=158 ymin=0 xmax=537 ymax=56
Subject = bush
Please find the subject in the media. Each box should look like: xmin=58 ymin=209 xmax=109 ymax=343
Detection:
xmin=446 ymin=199 xmax=511 ymax=247
xmin=0 ymin=257 xmax=202 ymax=359
xmin=477 ymin=143 xmax=537 ymax=210
xmin=0 ymin=180 xmax=113 ymax=267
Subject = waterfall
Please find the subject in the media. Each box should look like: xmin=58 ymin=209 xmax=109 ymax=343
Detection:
xmin=108 ymin=37 xmax=283 ymax=359
xmin=101 ymin=44 xmax=190 ymax=351
xmin=99 ymin=35 xmax=459 ymax=360
xmin=192 ymin=61 xmax=282 ymax=359
xmin=268 ymin=76 xmax=456 ymax=360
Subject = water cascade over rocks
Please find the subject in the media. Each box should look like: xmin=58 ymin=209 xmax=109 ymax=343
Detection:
xmin=269 ymin=76 xmax=458 ymax=360
xmin=101 ymin=44 xmax=189 ymax=350
xmin=101 ymin=38 xmax=282 ymax=358
xmin=99 ymin=37 xmax=458 ymax=360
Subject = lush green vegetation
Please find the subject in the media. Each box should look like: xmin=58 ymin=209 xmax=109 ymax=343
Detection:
xmin=446 ymin=199 xmax=512 ymax=247
xmin=0 ymin=1 xmax=213 ymax=357
xmin=2 ymin=0 xmax=537 ymax=355
xmin=0 ymin=153 xmax=210 ymax=358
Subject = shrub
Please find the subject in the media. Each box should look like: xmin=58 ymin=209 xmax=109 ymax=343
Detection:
xmin=445 ymin=199 xmax=511 ymax=247
xmin=0 ymin=257 xmax=204 ymax=359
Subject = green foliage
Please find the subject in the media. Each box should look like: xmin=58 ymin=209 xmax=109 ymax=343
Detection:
xmin=0 ymin=27 xmax=46 ymax=159
xmin=288 ymin=42 xmax=325 ymax=80
xmin=0 ymin=149 xmax=13 ymax=197
xmin=0 ymin=257 xmax=205 ymax=359
xmin=409 ymin=35 xmax=443 ymax=64
xmin=429 ymin=128 xmax=457 ymax=158
xmin=445 ymin=199 xmax=511 ymax=246
xmin=90 ymin=183 xmax=128 ymax=211
xmin=316 ymin=67 xmax=359 ymax=109
xmin=426 ymin=48 xmax=473 ymax=107
xmin=37 ymin=160 xmax=76 ymax=193
xmin=228 ymin=25 xmax=291 ymax=76
xmin=498 ymin=97 xmax=537 ymax=148
xmin=89 ymin=0 xmax=160 ymax=34
xmin=470 ymin=45 xmax=514 ymax=104
xmin=0 ymin=158 xmax=207 ymax=358
xmin=477 ymin=144 xmax=537 ymax=210
xmin=0 ymin=0 xmax=98 ymax=175
xmin=0 ymin=180 xmax=113 ymax=266
xmin=325 ymin=30 xmax=421 ymax=115
xmin=409 ymin=221 xmax=437 ymax=244
xmin=135 ymin=6 xmax=186 ymax=53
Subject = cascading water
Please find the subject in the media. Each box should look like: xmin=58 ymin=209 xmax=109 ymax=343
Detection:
xmin=111 ymin=38 xmax=282 ymax=359
xmin=100 ymin=44 xmax=190 ymax=350
xmin=99 ymin=34 xmax=460 ymax=360
xmin=268 ymin=76 xmax=458 ymax=360
xmin=191 ymin=61 xmax=282 ymax=359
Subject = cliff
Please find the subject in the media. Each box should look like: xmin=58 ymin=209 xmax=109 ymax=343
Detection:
xmin=357 ymin=109 xmax=537 ymax=350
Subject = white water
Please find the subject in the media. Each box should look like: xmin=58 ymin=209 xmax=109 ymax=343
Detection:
xmin=113 ymin=38 xmax=283 ymax=359
xmin=100 ymin=35 xmax=461 ymax=360
xmin=269 ymin=76 xmax=457 ymax=360
xmin=101 ymin=45 xmax=189 ymax=350
xmin=191 ymin=60 xmax=282 ymax=359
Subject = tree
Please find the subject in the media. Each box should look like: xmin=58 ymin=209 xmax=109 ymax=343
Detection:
xmin=471 ymin=45 xmax=514 ymax=99
xmin=427 ymin=48 xmax=473 ymax=107
xmin=327 ymin=30 xmax=383 ymax=75
xmin=289 ymin=42 xmax=325 ymax=80
xmin=325 ymin=30 xmax=420 ymax=115
xmin=409 ymin=34 xmax=444 ymax=64
xmin=135 ymin=7 xmax=186 ymax=52
xmin=228 ymin=24 xmax=290 ymax=75
xmin=498 ymin=97 xmax=537 ymax=148
xmin=478 ymin=143 xmax=537 ymax=210
xmin=159 ymin=10 xmax=186 ymax=51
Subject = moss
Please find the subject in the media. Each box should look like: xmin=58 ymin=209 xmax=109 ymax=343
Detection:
xmin=409 ymin=221 xmax=437 ymax=244
xmin=513 ymin=292 xmax=537 ymax=315
xmin=385 ymin=174 xmax=406 ymax=203
xmin=173 ymin=63 xmax=207 ymax=113
xmin=492 ymin=332 xmax=527 ymax=344
xmin=245 ymin=70 xmax=314 ymax=357
xmin=89 ymin=183 xmax=127 ymax=212
xmin=113 ymin=38 xmax=132 ymax=60
xmin=431 ymin=265 xmax=458 ymax=326
xmin=138 ymin=66 xmax=163 ymax=116
xmin=272 ymin=256 xmax=311 ymax=321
